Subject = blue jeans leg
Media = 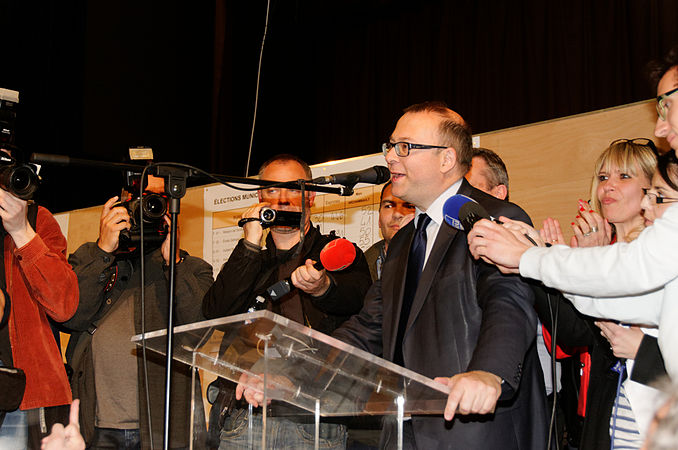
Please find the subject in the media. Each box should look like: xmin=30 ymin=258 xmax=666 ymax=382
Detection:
xmin=0 ymin=407 xmax=28 ymax=449
xmin=219 ymin=410 xmax=347 ymax=449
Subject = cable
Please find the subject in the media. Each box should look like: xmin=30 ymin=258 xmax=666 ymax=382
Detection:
xmin=546 ymin=291 xmax=560 ymax=450
xmin=244 ymin=0 xmax=272 ymax=177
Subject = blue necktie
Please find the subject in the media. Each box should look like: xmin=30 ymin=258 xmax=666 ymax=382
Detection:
xmin=394 ymin=213 xmax=431 ymax=366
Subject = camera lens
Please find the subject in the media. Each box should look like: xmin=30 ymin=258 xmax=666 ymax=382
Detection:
xmin=260 ymin=208 xmax=276 ymax=222
xmin=142 ymin=194 xmax=167 ymax=220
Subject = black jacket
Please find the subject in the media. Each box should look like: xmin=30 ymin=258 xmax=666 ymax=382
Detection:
xmin=334 ymin=180 xmax=549 ymax=450
xmin=202 ymin=225 xmax=373 ymax=336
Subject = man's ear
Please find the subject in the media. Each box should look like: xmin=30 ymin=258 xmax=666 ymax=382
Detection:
xmin=490 ymin=184 xmax=508 ymax=201
xmin=258 ymin=190 xmax=264 ymax=202
xmin=440 ymin=147 xmax=457 ymax=175
xmin=307 ymin=190 xmax=316 ymax=208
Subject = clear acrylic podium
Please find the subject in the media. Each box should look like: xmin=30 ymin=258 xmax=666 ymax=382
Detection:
xmin=132 ymin=310 xmax=449 ymax=449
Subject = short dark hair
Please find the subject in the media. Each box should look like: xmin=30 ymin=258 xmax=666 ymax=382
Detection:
xmin=647 ymin=45 xmax=678 ymax=89
xmin=379 ymin=181 xmax=392 ymax=203
xmin=471 ymin=147 xmax=509 ymax=193
xmin=258 ymin=154 xmax=312 ymax=180
xmin=402 ymin=101 xmax=473 ymax=173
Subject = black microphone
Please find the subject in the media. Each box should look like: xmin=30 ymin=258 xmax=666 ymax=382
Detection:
xmin=311 ymin=166 xmax=390 ymax=186
xmin=443 ymin=195 xmax=493 ymax=231
xmin=443 ymin=194 xmax=537 ymax=245
xmin=248 ymin=238 xmax=357 ymax=311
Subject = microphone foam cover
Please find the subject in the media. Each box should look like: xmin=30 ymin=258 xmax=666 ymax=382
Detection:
xmin=443 ymin=194 xmax=476 ymax=230
xmin=320 ymin=238 xmax=357 ymax=271
xmin=459 ymin=201 xmax=491 ymax=231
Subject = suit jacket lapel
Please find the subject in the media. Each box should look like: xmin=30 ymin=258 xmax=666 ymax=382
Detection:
xmin=383 ymin=223 xmax=414 ymax=360
xmin=405 ymin=222 xmax=458 ymax=331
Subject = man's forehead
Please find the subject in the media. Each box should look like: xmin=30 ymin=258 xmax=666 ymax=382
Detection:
xmin=391 ymin=111 xmax=443 ymax=142
xmin=261 ymin=160 xmax=307 ymax=181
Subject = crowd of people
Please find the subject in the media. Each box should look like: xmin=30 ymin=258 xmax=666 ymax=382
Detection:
xmin=0 ymin=47 xmax=676 ymax=450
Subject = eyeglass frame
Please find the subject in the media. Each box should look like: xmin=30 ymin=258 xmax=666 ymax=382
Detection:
xmin=642 ymin=187 xmax=678 ymax=204
xmin=656 ymin=86 xmax=678 ymax=121
xmin=381 ymin=141 xmax=448 ymax=157
xmin=609 ymin=137 xmax=659 ymax=157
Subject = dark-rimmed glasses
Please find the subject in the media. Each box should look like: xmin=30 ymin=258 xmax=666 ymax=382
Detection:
xmin=656 ymin=86 xmax=678 ymax=121
xmin=610 ymin=138 xmax=659 ymax=156
xmin=381 ymin=142 xmax=447 ymax=157
xmin=642 ymin=187 xmax=678 ymax=204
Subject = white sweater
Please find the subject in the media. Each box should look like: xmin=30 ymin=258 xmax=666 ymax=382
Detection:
xmin=520 ymin=203 xmax=678 ymax=379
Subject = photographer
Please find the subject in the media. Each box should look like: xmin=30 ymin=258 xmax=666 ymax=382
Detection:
xmin=0 ymin=148 xmax=79 ymax=448
xmin=63 ymin=175 xmax=213 ymax=449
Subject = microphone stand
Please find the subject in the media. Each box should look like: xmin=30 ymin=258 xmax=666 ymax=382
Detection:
xmin=154 ymin=166 xmax=187 ymax=450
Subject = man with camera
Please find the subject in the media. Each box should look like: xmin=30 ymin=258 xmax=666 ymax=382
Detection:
xmin=0 ymin=146 xmax=80 ymax=448
xmin=63 ymin=175 xmax=214 ymax=449
xmin=202 ymin=154 xmax=373 ymax=449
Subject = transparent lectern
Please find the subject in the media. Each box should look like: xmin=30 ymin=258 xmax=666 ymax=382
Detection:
xmin=132 ymin=310 xmax=449 ymax=450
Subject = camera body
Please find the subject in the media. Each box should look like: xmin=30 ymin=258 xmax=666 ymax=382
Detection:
xmin=114 ymin=192 xmax=168 ymax=253
xmin=259 ymin=207 xmax=302 ymax=229
xmin=0 ymin=88 xmax=40 ymax=200
xmin=0 ymin=155 xmax=40 ymax=200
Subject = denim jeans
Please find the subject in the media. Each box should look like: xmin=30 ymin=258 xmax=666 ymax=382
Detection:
xmin=219 ymin=409 xmax=347 ymax=450
xmin=0 ymin=359 xmax=27 ymax=449
xmin=0 ymin=407 xmax=28 ymax=449
xmin=90 ymin=427 xmax=141 ymax=450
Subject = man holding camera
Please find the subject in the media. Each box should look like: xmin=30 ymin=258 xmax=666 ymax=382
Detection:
xmin=63 ymin=175 xmax=213 ymax=449
xmin=0 ymin=146 xmax=79 ymax=448
xmin=202 ymin=154 xmax=372 ymax=449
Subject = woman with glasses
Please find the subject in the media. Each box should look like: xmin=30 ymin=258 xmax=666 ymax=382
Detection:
xmin=535 ymin=139 xmax=658 ymax=449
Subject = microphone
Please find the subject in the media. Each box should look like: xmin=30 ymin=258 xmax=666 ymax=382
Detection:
xmin=443 ymin=195 xmax=492 ymax=231
xmin=443 ymin=194 xmax=538 ymax=245
xmin=312 ymin=166 xmax=390 ymax=186
xmin=249 ymin=238 xmax=357 ymax=311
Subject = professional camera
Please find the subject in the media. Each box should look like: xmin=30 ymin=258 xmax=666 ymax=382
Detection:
xmin=114 ymin=191 xmax=169 ymax=253
xmin=259 ymin=207 xmax=302 ymax=228
xmin=0 ymin=88 xmax=40 ymax=200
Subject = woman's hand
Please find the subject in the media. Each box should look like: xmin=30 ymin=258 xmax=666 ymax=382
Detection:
xmin=570 ymin=199 xmax=612 ymax=248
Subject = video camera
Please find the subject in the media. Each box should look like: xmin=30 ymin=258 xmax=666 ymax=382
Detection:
xmin=0 ymin=88 xmax=40 ymax=200
xmin=114 ymin=148 xmax=168 ymax=254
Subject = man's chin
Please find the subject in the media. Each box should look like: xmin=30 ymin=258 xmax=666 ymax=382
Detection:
xmin=271 ymin=226 xmax=299 ymax=234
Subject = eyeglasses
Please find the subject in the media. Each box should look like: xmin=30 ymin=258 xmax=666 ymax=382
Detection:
xmin=381 ymin=141 xmax=447 ymax=157
xmin=656 ymin=86 xmax=678 ymax=121
xmin=609 ymin=138 xmax=659 ymax=156
xmin=642 ymin=188 xmax=678 ymax=204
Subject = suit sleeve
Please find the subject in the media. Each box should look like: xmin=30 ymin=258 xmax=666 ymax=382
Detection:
xmin=332 ymin=280 xmax=384 ymax=357
xmin=466 ymin=205 xmax=537 ymax=394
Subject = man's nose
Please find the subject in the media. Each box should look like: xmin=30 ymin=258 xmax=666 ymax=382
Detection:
xmin=655 ymin=116 xmax=669 ymax=139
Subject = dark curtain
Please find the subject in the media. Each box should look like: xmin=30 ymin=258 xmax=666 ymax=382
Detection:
xmin=211 ymin=0 xmax=678 ymax=177
xmin=0 ymin=0 xmax=214 ymax=213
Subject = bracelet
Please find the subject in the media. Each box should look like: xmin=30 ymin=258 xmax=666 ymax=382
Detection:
xmin=237 ymin=217 xmax=260 ymax=228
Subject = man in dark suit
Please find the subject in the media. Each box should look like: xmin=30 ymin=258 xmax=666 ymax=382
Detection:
xmin=333 ymin=101 xmax=547 ymax=449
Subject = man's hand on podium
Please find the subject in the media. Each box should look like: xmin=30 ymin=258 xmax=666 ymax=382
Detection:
xmin=434 ymin=370 xmax=502 ymax=421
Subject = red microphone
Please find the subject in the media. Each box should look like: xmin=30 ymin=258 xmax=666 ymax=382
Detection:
xmin=319 ymin=237 xmax=356 ymax=271
xmin=249 ymin=238 xmax=358 ymax=310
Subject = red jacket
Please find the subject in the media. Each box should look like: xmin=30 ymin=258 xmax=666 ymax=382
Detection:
xmin=7 ymin=206 xmax=79 ymax=409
